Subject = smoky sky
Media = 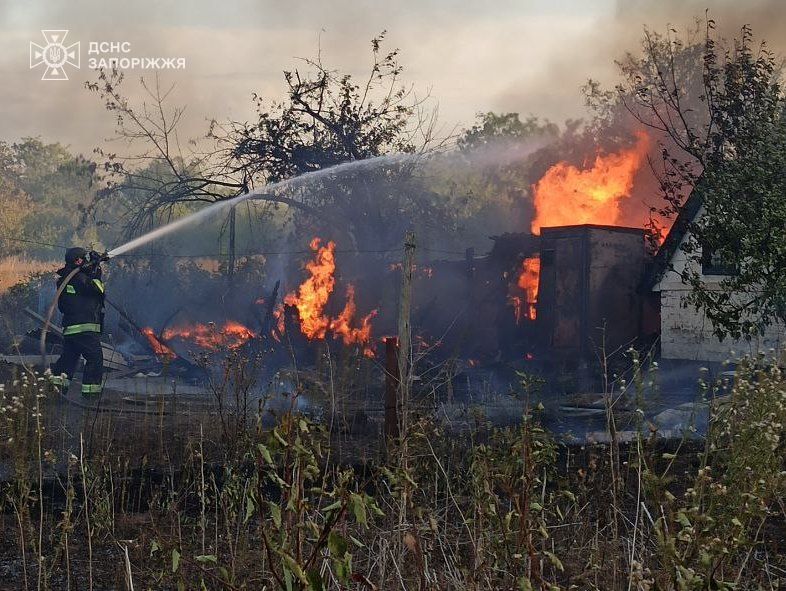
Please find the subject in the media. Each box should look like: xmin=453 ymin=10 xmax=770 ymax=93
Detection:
xmin=0 ymin=0 xmax=784 ymax=155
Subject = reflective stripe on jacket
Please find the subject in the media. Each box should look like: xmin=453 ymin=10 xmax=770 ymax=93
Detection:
xmin=56 ymin=267 xmax=105 ymax=333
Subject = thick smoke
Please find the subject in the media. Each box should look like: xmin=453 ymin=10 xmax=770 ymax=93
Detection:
xmin=494 ymin=0 xmax=786 ymax=124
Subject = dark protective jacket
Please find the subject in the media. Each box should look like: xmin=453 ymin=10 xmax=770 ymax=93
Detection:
xmin=56 ymin=265 xmax=105 ymax=335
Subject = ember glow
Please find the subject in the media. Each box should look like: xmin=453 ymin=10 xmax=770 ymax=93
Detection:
xmin=162 ymin=321 xmax=257 ymax=351
xmin=531 ymin=131 xmax=650 ymax=234
xmin=282 ymin=237 xmax=378 ymax=356
xmin=141 ymin=327 xmax=177 ymax=359
xmin=414 ymin=334 xmax=442 ymax=351
xmin=389 ymin=262 xmax=434 ymax=278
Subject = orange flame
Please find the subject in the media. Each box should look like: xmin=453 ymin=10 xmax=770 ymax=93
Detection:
xmin=509 ymin=256 xmax=541 ymax=323
xmin=531 ymin=132 xmax=649 ymax=234
xmin=272 ymin=307 xmax=285 ymax=342
xmin=517 ymin=256 xmax=540 ymax=321
xmin=282 ymin=238 xmax=377 ymax=356
xmin=283 ymin=238 xmax=335 ymax=339
xmin=330 ymin=285 xmax=378 ymax=357
xmin=141 ymin=327 xmax=177 ymax=359
xmin=162 ymin=320 xmax=257 ymax=351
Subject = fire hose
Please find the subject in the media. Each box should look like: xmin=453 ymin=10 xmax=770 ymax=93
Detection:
xmin=39 ymin=250 xmax=111 ymax=370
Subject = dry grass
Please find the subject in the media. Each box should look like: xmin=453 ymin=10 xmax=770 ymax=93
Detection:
xmin=2 ymin=354 xmax=786 ymax=589
xmin=0 ymin=256 xmax=57 ymax=293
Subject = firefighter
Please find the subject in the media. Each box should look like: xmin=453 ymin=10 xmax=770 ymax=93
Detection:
xmin=48 ymin=247 xmax=106 ymax=397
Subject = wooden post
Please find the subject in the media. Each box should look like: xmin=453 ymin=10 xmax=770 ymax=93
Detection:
xmin=397 ymin=231 xmax=415 ymax=436
xmin=384 ymin=336 xmax=400 ymax=443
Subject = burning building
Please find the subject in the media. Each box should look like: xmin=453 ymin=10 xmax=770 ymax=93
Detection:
xmin=84 ymin=128 xmax=674 ymax=392
xmin=429 ymin=224 xmax=651 ymax=372
xmin=536 ymin=224 xmax=648 ymax=361
xmin=391 ymin=131 xmax=662 ymax=379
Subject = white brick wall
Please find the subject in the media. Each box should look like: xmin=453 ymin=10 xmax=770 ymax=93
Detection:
xmin=654 ymin=218 xmax=785 ymax=361
xmin=659 ymin=288 xmax=784 ymax=362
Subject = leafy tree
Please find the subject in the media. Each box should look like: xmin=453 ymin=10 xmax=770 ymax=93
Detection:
xmin=457 ymin=112 xmax=558 ymax=152
xmin=613 ymin=23 xmax=786 ymax=340
xmin=0 ymin=138 xmax=97 ymax=257
xmin=0 ymin=143 xmax=30 ymax=254
xmin=87 ymin=34 xmax=448 ymax=250
xmin=428 ymin=112 xmax=560 ymax=243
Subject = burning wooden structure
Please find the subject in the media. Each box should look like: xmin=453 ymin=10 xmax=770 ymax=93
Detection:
xmin=4 ymin=128 xmax=676 ymax=398
xmin=407 ymin=224 xmax=650 ymax=373
xmin=537 ymin=225 xmax=646 ymax=362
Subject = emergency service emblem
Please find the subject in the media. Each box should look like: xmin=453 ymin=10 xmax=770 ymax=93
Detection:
xmin=30 ymin=30 xmax=80 ymax=80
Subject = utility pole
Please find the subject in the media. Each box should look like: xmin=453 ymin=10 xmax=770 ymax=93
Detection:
xmin=394 ymin=231 xmax=415 ymax=557
xmin=397 ymin=231 xmax=415 ymax=436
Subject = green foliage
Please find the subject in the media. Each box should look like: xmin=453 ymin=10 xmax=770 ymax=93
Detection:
xmin=612 ymin=23 xmax=786 ymax=339
xmin=651 ymin=356 xmax=786 ymax=589
xmin=255 ymin=413 xmax=382 ymax=590
xmin=680 ymin=31 xmax=786 ymax=339
xmin=439 ymin=112 xmax=559 ymax=237
xmin=86 ymin=35 xmax=454 ymax=251
xmin=231 ymin=31 xmax=416 ymax=183
xmin=0 ymin=143 xmax=31 ymax=254
xmin=4 ymin=358 xmax=786 ymax=589
xmin=0 ymin=138 xmax=99 ymax=256
xmin=467 ymin=412 xmax=560 ymax=585
xmin=457 ymin=112 xmax=559 ymax=153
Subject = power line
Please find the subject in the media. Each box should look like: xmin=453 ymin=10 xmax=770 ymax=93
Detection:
xmin=420 ymin=247 xmax=470 ymax=256
xmin=0 ymin=235 xmax=70 ymax=250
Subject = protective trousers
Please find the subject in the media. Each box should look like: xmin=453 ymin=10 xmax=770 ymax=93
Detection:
xmin=50 ymin=332 xmax=104 ymax=396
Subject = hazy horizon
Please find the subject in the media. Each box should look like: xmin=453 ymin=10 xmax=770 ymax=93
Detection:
xmin=2 ymin=0 xmax=785 ymax=155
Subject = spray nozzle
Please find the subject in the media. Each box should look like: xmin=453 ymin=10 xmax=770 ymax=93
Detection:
xmin=83 ymin=250 xmax=110 ymax=269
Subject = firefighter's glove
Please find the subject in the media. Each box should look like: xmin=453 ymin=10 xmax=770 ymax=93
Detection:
xmin=82 ymin=251 xmax=106 ymax=278
xmin=81 ymin=261 xmax=102 ymax=279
